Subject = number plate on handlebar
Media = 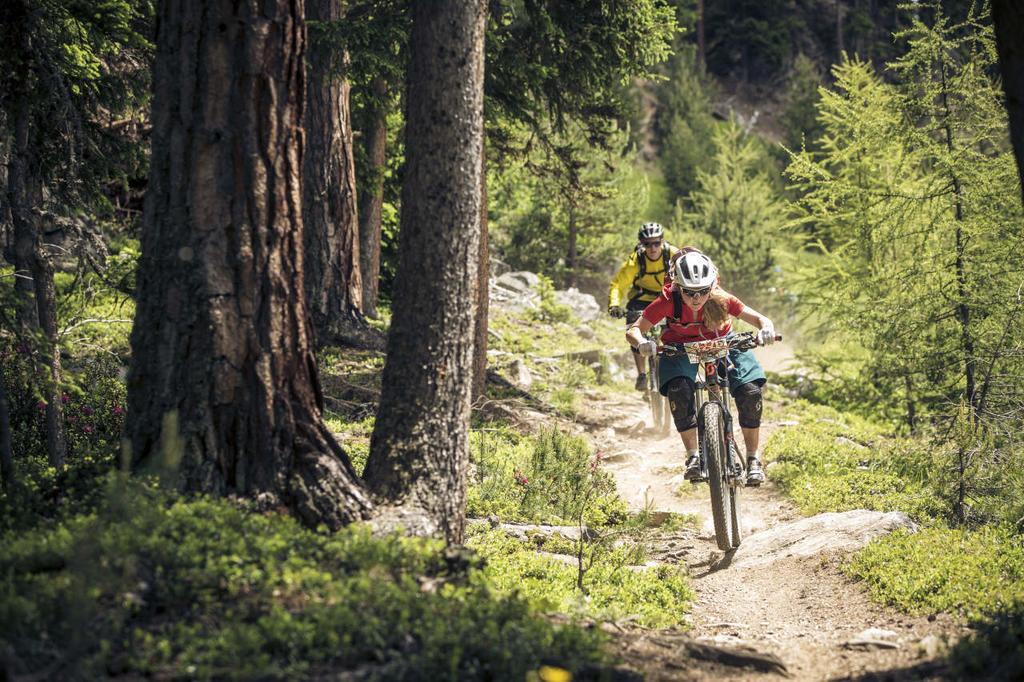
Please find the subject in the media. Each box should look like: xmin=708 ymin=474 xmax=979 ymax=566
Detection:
xmin=682 ymin=338 xmax=730 ymax=364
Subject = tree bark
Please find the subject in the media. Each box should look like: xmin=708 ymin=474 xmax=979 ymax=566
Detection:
xmin=6 ymin=13 xmax=65 ymax=468
xmin=0 ymin=365 xmax=13 ymax=492
xmin=472 ymin=145 xmax=489 ymax=403
xmin=566 ymin=204 xmax=578 ymax=288
xmin=363 ymin=0 xmax=487 ymax=544
xmin=304 ymin=0 xmax=369 ymax=348
xmin=127 ymin=0 xmax=372 ymax=530
xmin=992 ymin=0 xmax=1024 ymax=206
xmin=7 ymin=73 xmax=40 ymax=332
xmin=32 ymin=233 xmax=66 ymax=469
xmin=358 ymin=77 xmax=389 ymax=319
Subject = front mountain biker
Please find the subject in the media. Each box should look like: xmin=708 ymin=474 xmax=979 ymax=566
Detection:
xmin=624 ymin=251 xmax=777 ymax=487
xmin=608 ymin=222 xmax=679 ymax=391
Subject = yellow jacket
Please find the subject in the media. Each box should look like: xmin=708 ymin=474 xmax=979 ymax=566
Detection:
xmin=608 ymin=244 xmax=679 ymax=308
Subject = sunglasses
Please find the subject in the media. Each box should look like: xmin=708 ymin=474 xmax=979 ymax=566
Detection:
xmin=680 ymin=287 xmax=712 ymax=298
xmin=641 ymin=240 xmax=663 ymax=248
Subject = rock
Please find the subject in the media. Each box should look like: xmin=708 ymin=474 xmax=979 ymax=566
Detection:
xmin=836 ymin=436 xmax=868 ymax=450
xmin=576 ymin=325 xmax=596 ymax=340
xmin=918 ymin=634 xmax=944 ymax=658
xmin=554 ymin=287 xmax=601 ymax=321
xmin=496 ymin=271 xmax=541 ymax=292
xmin=855 ymin=628 xmax=898 ymax=641
xmin=509 ymin=358 xmax=533 ymax=389
xmin=727 ymin=510 xmax=918 ymax=568
xmin=489 ymin=256 xmax=512 ymax=278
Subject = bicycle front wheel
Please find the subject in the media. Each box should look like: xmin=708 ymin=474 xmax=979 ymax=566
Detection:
xmin=702 ymin=402 xmax=734 ymax=551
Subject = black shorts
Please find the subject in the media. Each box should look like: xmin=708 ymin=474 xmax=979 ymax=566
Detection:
xmin=625 ymin=297 xmax=653 ymax=325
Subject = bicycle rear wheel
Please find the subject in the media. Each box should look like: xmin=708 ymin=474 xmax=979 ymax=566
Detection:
xmin=647 ymin=356 xmax=668 ymax=435
xmin=701 ymin=402 xmax=734 ymax=551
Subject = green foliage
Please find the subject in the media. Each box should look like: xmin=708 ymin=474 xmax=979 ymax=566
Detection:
xmin=467 ymin=528 xmax=693 ymax=628
xmin=780 ymin=53 xmax=825 ymax=149
xmin=763 ymin=401 xmax=944 ymax=520
xmin=657 ymin=45 xmax=717 ymax=200
xmin=677 ymin=123 xmax=785 ymax=297
xmin=0 ymin=338 xmax=127 ymax=530
xmin=530 ymin=275 xmax=575 ymax=325
xmin=846 ymin=525 xmax=1024 ymax=621
xmin=490 ymin=119 xmax=650 ymax=288
xmin=948 ymin=605 xmax=1024 ymax=681
xmin=0 ymin=482 xmax=607 ymax=679
xmin=785 ymin=5 xmax=1024 ymax=524
xmin=467 ymin=427 xmax=626 ymax=527
xmin=486 ymin=0 xmax=677 ymax=144
xmin=0 ymin=0 xmax=152 ymax=208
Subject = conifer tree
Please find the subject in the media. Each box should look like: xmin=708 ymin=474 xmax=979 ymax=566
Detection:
xmin=681 ymin=123 xmax=783 ymax=297
xmin=787 ymin=4 xmax=1024 ymax=522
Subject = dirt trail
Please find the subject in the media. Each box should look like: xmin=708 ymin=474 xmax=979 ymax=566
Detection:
xmin=580 ymin=342 xmax=965 ymax=680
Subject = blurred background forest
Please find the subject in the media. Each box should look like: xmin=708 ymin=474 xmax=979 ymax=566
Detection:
xmin=2 ymin=0 xmax=1024 ymax=678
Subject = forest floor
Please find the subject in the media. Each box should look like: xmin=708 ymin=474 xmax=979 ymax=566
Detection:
xmin=573 ymin=342 xmax=969 ymax=681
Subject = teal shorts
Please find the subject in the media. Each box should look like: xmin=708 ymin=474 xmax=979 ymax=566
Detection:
xmin=656 ymin=344 xmax=766 ymax=396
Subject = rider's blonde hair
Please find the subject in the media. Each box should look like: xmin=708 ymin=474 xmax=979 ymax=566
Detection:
xmin=699 ymin=288 xmax=730 ymax=330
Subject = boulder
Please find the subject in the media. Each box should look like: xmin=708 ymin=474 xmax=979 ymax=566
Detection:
xmin=554 ymin=287 xmax=601 ymax=321
xmin=727 ymin=510 xmax=917 ymax=568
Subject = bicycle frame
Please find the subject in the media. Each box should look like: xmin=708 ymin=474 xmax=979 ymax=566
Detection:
xmin=693 ymin=355 xmax=744 ymax=483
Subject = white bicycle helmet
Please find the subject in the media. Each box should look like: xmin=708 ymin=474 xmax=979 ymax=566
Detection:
xmin=637 ymin=222 xmax=664 ymax=241
xmin=673 ymin=251 xmax=718 ymax=290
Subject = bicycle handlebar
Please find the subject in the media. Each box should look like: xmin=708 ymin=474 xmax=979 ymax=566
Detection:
xmin=657 ymin=331 xmax=782 ymax=357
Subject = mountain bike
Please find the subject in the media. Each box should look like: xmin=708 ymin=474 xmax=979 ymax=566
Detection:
xmin=642 ymin=322 xmax=673 ymax=437
xmin=659 ymin=331 xmax=780 ymax=551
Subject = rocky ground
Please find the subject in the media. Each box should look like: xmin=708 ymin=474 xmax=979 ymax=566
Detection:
xmin=571 ymin=344 xmax=969 ymax=681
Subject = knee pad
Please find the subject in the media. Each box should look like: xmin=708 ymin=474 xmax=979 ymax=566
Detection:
xmin=732 ymin=381 xmax=763 ymax=429
xmin=665 ymin=377 xmax=697 ymax=432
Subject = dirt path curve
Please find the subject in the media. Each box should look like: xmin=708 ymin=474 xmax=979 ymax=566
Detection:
xmin=580 ymin=342 xmax=964 ymax=680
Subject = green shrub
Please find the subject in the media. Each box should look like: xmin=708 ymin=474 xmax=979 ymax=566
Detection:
xmin=0 ymin=343 xmax=127 ymax=531
xmin=467 ymin=427 xmax=626 ymax=527
xmin=948 ymin=606 xmax=1024 ymax=680
xmin=0 ymin=481 xmax=606 ymax=680
xmin=764 ymin=401 xmax=943 ymax=520
xmin=467 ymin=529 xmax=692 ymax=628
xmin=845 ymin=526 xmax=1024 ymax=621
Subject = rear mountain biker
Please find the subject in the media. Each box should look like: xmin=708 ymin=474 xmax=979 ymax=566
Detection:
xmin=625 ymin=252 xmax=777 ymax=486
xmin=608 ymin=222 xmax=679 ymax=391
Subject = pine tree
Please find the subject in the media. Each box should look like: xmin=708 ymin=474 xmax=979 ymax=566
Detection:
xmin=681 ymin=123 xmax=784 ymax=298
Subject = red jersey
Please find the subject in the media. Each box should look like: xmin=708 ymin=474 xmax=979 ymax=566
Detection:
xmin=641 ymin=283 xmax=745 ymax=343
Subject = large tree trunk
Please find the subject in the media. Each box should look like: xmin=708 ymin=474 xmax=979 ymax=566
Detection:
xmin=992 ymin=0 xmax=1024 ymax=205
xmin=127 ymin=0 xmax=372 ymax=530
xmin=304 ymin=0 xmax=370 ymax=348
xmin=363 ymin=0 xmax=487 ymax=545
xmin=358 ymin=77 xmax=388 ymax=319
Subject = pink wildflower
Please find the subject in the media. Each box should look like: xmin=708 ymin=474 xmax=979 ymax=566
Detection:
xmin=112 ymin=405 xmax=125 ymax=416
xmin=36 ymin=400 xmax=47 ymax=411
xmin=61 ymin=393 xmax=70 ymax=404
xmin=514 ymin=470 xmax=529 ymax=487
xmin=83 ymin=425 xmax=94 ymax=434
xmin=81 ymin=405 xmax=94 ymax=416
